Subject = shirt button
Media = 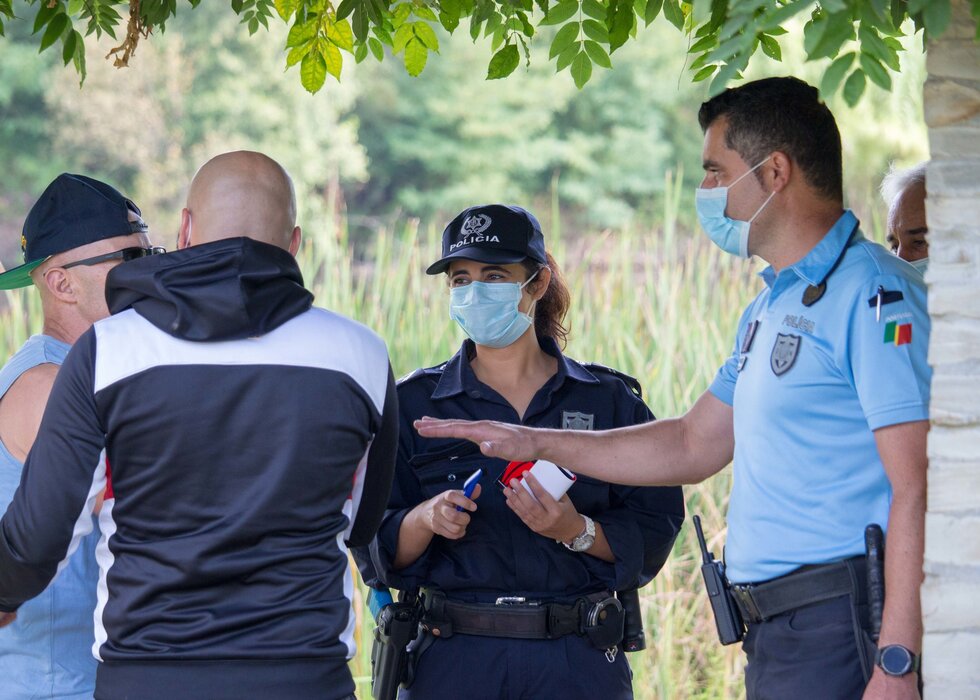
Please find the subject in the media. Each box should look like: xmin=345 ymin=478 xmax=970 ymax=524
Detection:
xmin=447 ymin=474 xmax=457 ymax=482
xmin=469 ymin=390 xmax=482 ymax=399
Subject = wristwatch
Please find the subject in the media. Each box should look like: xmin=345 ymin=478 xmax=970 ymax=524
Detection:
xmin=562 ymin=515 xmax=596 ymax=552
xmin=875 ymin=644 xmax=920 ymax=677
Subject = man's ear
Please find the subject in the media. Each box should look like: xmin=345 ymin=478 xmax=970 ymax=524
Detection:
xmin=288 ymin=226 xmax=302 ymax=257
xmin=177 ymin=209 xmax=192 ymax=250
xmin=40 ymin=267 xmax=76 ymax=304
xmin=768 ymin=151 xmax=793 ymax=193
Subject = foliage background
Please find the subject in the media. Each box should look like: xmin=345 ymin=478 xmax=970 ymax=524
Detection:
xmin=0 ymin=6 xmax=930 ymax=699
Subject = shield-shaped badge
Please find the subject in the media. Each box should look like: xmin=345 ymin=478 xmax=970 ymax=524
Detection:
xmin=562 ymin=411 xmax=594 ymax=430
xmin=770 ymin=334 xmax=801 ymax=376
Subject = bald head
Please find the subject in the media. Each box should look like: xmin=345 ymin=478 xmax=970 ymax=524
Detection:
xmin=180 ymin=151 xmax=300 ymax=254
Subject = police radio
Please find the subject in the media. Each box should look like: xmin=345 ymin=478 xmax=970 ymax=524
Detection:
xmin=694 ymin=515 xmax=744 ymax=645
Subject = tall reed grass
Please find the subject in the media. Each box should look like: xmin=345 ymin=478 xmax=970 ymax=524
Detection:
xmin=0 ymin=196 xmax=762 ymax=699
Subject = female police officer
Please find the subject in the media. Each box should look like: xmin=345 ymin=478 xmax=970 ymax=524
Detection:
xmin=369 ymin=204 xmax=684 ymax=699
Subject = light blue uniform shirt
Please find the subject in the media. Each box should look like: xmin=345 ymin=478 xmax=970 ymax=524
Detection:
xmin=709 ymin=211 xmax=930 ymax=583
xmin=0 ymin=335 xmax=98 ymax=700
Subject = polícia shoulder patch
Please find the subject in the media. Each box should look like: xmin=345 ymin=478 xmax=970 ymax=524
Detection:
xmin=582 ymin=363 xmax=643 ymax=398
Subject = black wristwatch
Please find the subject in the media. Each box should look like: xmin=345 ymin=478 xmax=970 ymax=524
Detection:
xmin=875 ymin=645 xmax=920 ymax=677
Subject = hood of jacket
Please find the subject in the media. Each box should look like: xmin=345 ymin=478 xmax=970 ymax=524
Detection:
xmin=106 ymin=237 xmax=314 ymax=342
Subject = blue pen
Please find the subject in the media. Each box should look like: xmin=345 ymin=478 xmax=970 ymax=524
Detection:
xmin=456 ymin=468 xmax=482 ymax=511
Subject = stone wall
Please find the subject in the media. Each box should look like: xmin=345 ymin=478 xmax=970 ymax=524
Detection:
xmin=921 ymin=1 xmax=980 ymax=696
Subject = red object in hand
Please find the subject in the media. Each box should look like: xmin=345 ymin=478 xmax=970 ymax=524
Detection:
xmin=496 ymin=461 xmax=534 ymax=489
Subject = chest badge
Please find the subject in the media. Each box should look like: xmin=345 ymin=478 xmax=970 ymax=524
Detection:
xmin=770 ymin=334 xmax=801 ymax=376
xmin=562 ymin=411 xmax=595 ymax=430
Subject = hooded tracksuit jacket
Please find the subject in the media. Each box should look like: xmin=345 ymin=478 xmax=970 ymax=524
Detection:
xmin=0 ymin=237 xmax=397 ymax=700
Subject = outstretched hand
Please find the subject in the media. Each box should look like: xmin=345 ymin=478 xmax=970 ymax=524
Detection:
xmin=414 ymin=418 xmax=542 ymax=463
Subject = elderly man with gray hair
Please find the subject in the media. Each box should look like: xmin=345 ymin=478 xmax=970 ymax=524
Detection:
xmin=881 ymin=162 xmax=928 ymax=275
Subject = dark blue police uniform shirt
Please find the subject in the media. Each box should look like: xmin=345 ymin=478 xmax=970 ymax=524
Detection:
xmin=368 ymin=338 xmax=684 ymax=602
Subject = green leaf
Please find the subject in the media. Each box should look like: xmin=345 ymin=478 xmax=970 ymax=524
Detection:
xmin=644 ymin=0 xmax=662 ymax=25
xmin=285 ymin=43 xmax=310 ymax=67
xmin=550 ymin=21 xmax=580 ymax=58
xmin=328 ymin=17 xmax=355 ymax=51
xmin=33 ymin=2 xmax=58 ymax=34
xmin=488 ymin=42 xmax=520 ymax=78
xmin=540 ymin=0 xmax=578 ymax=26
xmin=392 ymin=2 xmax=412 ymax=26
xmin=859 ymin=25 xmax=900 ymax=71
xmin=439 ymin=11 xmax=460 ymax=32
xmin=323 ymin=41 xmax=343 ymax=80
xmin=336 ymin=0 xmax=356 ymax=20
xmin=413 ymin=21 xmax=440 ymax=51
xmin=923 ymin=0 xmax=951 ymax=38
xmin=570 ymin=50 xmax=592 ymax=88
xmin=404 ymin=36 xmax=428 ymax=75
xmin=355 ymin=41 xmax=369 ymax=62
xmin=286 ymin=18 xmax=318 ymax=48
xmin=40 ymin=13 xmax=69 ymax=53
xmin=806 ymin=11 xmax=854 ymax=61
xmin=367 ymin=35 xmax=383 ymax=59
xmin=555 ymin=41 xmax=579 ymax=71
xmin=300 ymin=50 xmax=327 ymax=93
xmin=842 ymin=67 xmax=866 ymax=106
xmin=859 ymin=52 xmax=891 ymax=90
xmin=759 ymin=33 xmax=780 ymax=61
xmin=689 ymin=33 xmax=716 ymax=53
xmin=584 ymin=39 xmax=611 ymax=67
xmin=62 ymin=28 xmax=77 ymax=65
xmin=415 ymin=5 xmax=438 ymax=21
xmin=275 ymin=0 xmax=300 ymax=21
xmin=582 ymin=0 xmax=605 ymax=20
xmin=692 ymin=64 xmax=715 ymax=82
xmin=819 ymin=51 xmax=854 ymax=98
xmin=608 ymin=0 xmax=633 ymax=52
xmin=662 ymin=0 xmax=684 ymax=30
xmin=582 ymin=18 xmax=608 ymax=42
xmin=68 ymin=0 xmax=84 ymax=15
xmin=393 ymin=23 xmax=414 ymax=52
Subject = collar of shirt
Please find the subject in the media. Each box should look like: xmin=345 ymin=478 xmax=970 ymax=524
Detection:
xmin=759 ymin=209 xmax=860 ymax=294
xmin=430 ymin=337 xmax=599 ymax=401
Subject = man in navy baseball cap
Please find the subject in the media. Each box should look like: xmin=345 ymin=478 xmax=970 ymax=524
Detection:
xmin=426 ymin=204 xmax=547 ymax=275
xmin=0 ymin=173 xmax=158 ymax=700
xmin=0 ymin=173 xmax=152 ymax=290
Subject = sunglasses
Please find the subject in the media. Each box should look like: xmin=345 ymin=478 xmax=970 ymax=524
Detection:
xmin=61 ymin=246 xmax=166 ymax=270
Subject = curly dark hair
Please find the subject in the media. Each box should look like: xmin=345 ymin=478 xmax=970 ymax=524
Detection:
xmin=521 ymin=252 xmax=570 ymax=349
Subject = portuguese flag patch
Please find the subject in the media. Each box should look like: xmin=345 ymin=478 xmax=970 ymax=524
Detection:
xmin=884 ymin=321 xmax=912 ymax=346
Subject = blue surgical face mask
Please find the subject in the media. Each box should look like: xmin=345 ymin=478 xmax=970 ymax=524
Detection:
xmin=695 ymin=156 xmax=775 ymax=258
xmin=449 ymin=269 xmax=541 ymax=349
xmin=909 ymin=257 xmax=928 ymax=276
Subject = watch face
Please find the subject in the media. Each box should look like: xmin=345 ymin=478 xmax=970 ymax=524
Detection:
xmin=571 ymin=534 xmax=595 ymax=552
xmin=880 ymin=645 xmax=912 ymax=675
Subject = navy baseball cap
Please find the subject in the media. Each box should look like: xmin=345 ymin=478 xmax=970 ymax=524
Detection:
xmin=426 ymin=204 xmax=547 ymax=275
xmin=0 ymin=173 xmax=147 ymax=290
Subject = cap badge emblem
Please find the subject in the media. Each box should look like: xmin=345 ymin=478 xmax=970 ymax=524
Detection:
xmin=20 ymin=234 xmax=27 ymax=253
xmin=461 ymin=214 xmax=492 ymax=236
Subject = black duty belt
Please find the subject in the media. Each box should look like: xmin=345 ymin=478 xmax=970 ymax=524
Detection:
xmin=420 ymin=590 xmax=608 ymax=640
xmin=730 ymin=557 xmax=866 ymax=625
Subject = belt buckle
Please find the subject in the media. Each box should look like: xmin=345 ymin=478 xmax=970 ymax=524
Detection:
xmin=495 ymin=596 xmax=531 ymax=606
xmin=732 ymin=584 xmax=764 ymax=623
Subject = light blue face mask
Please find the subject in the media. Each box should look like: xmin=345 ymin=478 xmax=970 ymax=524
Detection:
xmin=695 ymin=156 xmax=774 ymax=259
xmin=909 ymin=258 xmax=928 ymax=276
xmin=449 ymin=270 xmax=541 ymax=349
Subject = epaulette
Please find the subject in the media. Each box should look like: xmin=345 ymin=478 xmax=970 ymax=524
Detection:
xmin=582 ymin=363 xmax=643 ymax=399
xmin=396 ymin=363 xmax=447 ymax=386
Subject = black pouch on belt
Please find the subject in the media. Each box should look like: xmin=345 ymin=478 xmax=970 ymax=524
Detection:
xmin=581 ymin=595 xmax=625 ymax=650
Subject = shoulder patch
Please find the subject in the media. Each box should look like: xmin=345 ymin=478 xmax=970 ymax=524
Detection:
xmin=396 ymin=363 xmax=446 ymax=386
xmin=582 ymin=363 xmax=643 ymax=398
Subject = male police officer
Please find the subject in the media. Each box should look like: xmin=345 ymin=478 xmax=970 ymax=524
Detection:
xmin=417 ymin=77 xmax=929 ymax=700
xmin=0 ymin=173 xmax=157 ymax=699
xmin=882 ymin=162 xmax=929 ymax=274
